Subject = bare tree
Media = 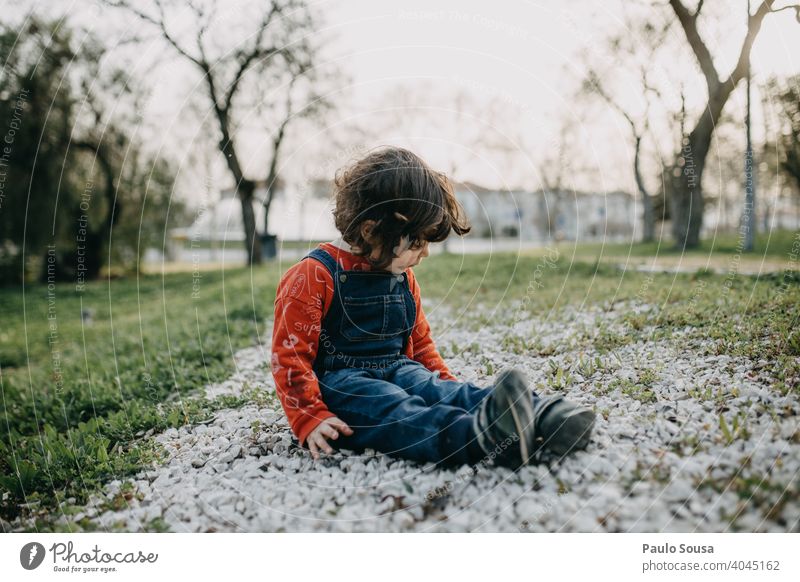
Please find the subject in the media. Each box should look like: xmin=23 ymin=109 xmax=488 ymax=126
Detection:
xmin=104 ymin=0 xmax=320 ymax=264
xmin=255 ymin=68 xmax=334 ymax=251
xmin=579 ymin=16 xmax=675 ymax=243
xmin=765 ymin=76 xmax=800 ymax=194
xmin=584 ymin=73 xmax=657 ymax=243
xmin=666 ymin=0 xmax=800 ymax=248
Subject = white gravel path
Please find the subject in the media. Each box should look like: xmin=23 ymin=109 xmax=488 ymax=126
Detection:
xmin=48 ymin=301 xmax=800 ymax=532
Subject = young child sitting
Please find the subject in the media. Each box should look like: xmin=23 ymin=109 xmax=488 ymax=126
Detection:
xmin=270 ymin=146 xmax=595 ymax=469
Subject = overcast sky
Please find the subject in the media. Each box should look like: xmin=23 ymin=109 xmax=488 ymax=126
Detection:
xmin=5 ymin=0 xmax=800 ymax=204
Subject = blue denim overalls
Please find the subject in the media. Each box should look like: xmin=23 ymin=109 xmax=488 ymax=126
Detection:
xmin=303 ymin=246 xmax=492 ymax=467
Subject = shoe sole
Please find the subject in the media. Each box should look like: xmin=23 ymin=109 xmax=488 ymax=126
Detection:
xmin=544 ymin=407 xmax=596 ymax=456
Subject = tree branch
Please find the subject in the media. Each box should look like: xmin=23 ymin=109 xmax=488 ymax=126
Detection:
xmin=769 ymin=4 xmax=800 ymax=21
xmin=668 ymin=0 xmax=719 ymax=94
xmin=103 ymin=0 xmax=204 ymax=69
xmin=223 ymin=3 xmax=282 ymax=112
xmin=583 ymin=71 xmax=639 ymax=136
xmin=726 ymin=0 xmax=791 ymax=87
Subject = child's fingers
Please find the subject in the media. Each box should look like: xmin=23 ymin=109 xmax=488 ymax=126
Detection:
xmin=307 ymin=421 xmax=349 ymax=461
xmin=316 ymin=430 xmax=337 ymax=453
xmin=330 ymin=418 xmax=354 ymax=435
xmin=309 ymin=431 xmax=334 ymax=456
xmin=319 ymin=424 xmax=340 ymax=441
xmin=307 ymin=437 xmax=320 ymax=460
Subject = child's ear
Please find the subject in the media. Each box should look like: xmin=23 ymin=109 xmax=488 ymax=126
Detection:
xmin=360 ymin=219 xmax=379 ymax=242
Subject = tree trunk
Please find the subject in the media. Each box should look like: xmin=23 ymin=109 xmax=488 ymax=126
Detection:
xmin=642 ymin=194 xmax=655 ymax=243
xmin=666 ymin=0 xmax=776 ymax=248
xmin=262 ymin=186 xmax=273 ymax=240
xmin=238 ymin=180 xmax=262 ymax=265
xmin=216 ymin=113 xmax=262 ymax=265
xmin=65 ymin=140 xmax=121 ymax=280
xmin=669 ymin=89 xmax=726 ymax=249
xmin=262 ymin=147 xmax=280 ymax=244
xmin=262 ymin=121 xmax=291 ymax=260
xmin=261 ymin=181 xmax=279 ymax=261
xmin=633 ymin=135 xmax=655 ymax=243
xmin=669 ymin=145 xmax=706 ymax=249
xmin=80 ymin=231 xmax=105 ymax=281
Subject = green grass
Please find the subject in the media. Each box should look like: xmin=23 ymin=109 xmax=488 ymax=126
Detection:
xmin=553 ymin=228 xmax=800 ymax=260
xmin=1 ymin=240 xmax=799 ymax=529
xmin=0 ymin=264 xmax=281 ymax=526
xmin=174 ymin=238 xmax=327 ymax=251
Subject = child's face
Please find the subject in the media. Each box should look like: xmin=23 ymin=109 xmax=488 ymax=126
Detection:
xmin=361 ymin=220 xmax=432 ymax=273
xmin=387 ymin=235 xmax=430 ymax=274
xmin=366 ymin=235 xmax=430 ymax=274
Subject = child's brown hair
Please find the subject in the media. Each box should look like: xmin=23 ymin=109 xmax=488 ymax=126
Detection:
xmin=332 ymin=146 xmax=471 ymax=269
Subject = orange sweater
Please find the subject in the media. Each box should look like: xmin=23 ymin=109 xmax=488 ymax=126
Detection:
xmin=270 ymin=241 xmax=458 ymax=446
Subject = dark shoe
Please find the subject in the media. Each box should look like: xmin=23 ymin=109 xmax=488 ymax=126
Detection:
xmin=472 ymin=368 xmax=537 ymax=467
xmin=532 ymin=395 xmax=595 ymax=457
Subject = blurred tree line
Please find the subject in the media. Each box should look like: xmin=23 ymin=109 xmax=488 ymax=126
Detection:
xmin=580 ymin=0 xmax=800 ymax=248
xmin=766 ymin=76 xmax=800 ymax=196
xmin=101 ymin=0 xmax=333 ymax=266
xmin=0 ymin=16 xmax=186 ymax=285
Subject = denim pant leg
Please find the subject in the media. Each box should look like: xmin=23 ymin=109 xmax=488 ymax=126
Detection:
xmin=318 ymin=366 xmax=477 ymax=466
xmin=387 ymin=358 xmax=543 ymax=463
xmin=390 ymin=358 xmax=541 ymax=409
xmin=384 ymin=359 xmax=492 ymax=464
xmin=388 ymin=358 xmax=492 ymax=413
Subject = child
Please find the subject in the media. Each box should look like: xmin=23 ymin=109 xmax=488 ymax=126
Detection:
xmin=270 ymin=146 xmax=595 ymax=469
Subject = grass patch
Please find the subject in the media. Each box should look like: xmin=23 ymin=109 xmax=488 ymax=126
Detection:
xmin=2 ymin=238 xmax=798 ymax=527
xmin=1 ymin=264 xmax=280 ymax=526
xmin=552 ymin=228 xmax=800 ymax=261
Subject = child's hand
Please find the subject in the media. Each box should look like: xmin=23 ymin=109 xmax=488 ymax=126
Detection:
xmin=306 ymin=416 xmax=354 ymax=460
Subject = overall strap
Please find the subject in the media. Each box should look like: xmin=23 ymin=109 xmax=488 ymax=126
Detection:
xmin=302 ymin=247 xmax=339 ymax=277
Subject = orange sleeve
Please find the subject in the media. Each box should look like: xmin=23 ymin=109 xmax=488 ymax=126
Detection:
xmin=406 ymin=268 xmax=459 ymax=381
xmin=271 ymin=258 xmax=336 ymax=446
